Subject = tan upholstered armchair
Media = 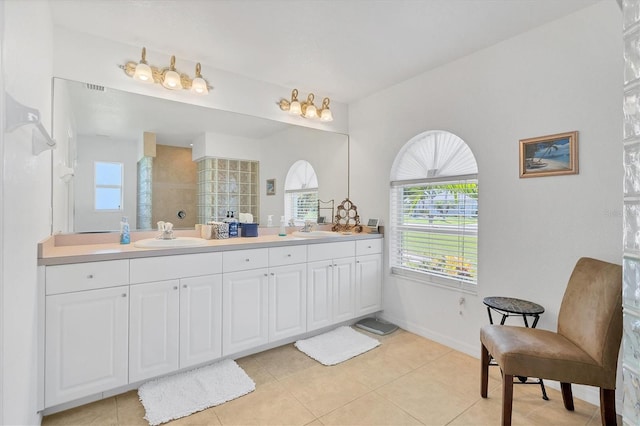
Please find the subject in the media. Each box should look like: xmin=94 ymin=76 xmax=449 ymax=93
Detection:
xmin=480 ymin=257 xmax=622 ymax=426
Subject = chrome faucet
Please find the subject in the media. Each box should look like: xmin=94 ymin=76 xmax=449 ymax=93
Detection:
xmin=157 ymin=221 xmax=175 ymax=240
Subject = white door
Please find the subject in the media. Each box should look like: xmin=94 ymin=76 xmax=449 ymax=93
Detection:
xmin=180 ymin=274 xmax=223 ymax=368
xmin=355 ymin=254 xmax=383 ymax=316
xmin=129 ymin=280 xmax=180 ymax=383
xmin=45 ymin=286 xmax=129 ymax=407
xmin=307 ymin=260 xmax=333 ymax=331
xmin=222 ymin=268 xmax=269 ymax=355
xmin=269 ymin=263 xmax=307 ymax=341
xmin=332 ymin=258 xmax=356 ymax=324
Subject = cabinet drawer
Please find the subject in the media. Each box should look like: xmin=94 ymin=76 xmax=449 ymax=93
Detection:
xmin=130 ymin=253 xmax=222 ymax=284
xmin=307 ymin=241 xmax=355 ymax=262
xmin=356 ymin=238 xmax=383 ymax=256
xmin=269 ymin=245 xmax=307 ymax=267
xmin=223 ymin=248 xmax=268 ymax=272
xmin=46 ymin=260 xmax=129 ymax=295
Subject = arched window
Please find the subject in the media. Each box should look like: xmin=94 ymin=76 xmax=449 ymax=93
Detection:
xmin=389 ymin=130 xmax=478 ymax=290
xmin=284 ymin=160 xmax=318 ymax=225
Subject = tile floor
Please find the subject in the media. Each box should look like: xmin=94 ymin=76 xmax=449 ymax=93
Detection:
xmin=42 ymin=328 xmax=618 ymax=425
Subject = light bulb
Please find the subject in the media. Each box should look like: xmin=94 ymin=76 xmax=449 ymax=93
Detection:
xmin=191 ymin=77 xmax=208 ymax=94
xmin=133 ymin=63 xmax=152 ymax=82
xmin=289 ymin=100 xmax=301 ymax=115
xmin=305 ymin=104 xmax=317 ymax=118
xmin=162 ymin=70 xmax=182 ymax=90
xmin=320 ymin=108 xmax=333 ymax=122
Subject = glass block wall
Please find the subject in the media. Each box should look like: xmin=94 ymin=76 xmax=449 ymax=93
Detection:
xmin=197 ymin=157 xmax=259 ymax=224
xmin=623 ymin=1 xmax=640 ymax=424
xmin=136 ymin=156 xmax=153 ymax=230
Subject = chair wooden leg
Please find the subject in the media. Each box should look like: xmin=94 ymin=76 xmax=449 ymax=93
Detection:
xmin=502 ymin=374 xmax=513 ymax=426
xmin=560 ymin=382 xmax=574 ymax=411
xmin=481 ymin=343 xmax=490 ymax=398
xmin=600 ymin=388 xmax=616 ymax=426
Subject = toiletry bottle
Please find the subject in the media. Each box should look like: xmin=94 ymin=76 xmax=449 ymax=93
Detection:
xmin=278 ymin=216 xmax=287 ymax=236
xmin=228 ymin=211 xmax=239 ymax=237
xmin=120 ymin=216 xmax=130 ymax=244
xmin=267 ymin=215 xmax=273 ymax=227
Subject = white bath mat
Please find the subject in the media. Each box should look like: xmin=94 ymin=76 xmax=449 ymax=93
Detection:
xmin=295 ymin=326 xmax=381 ymax=365
xmin=138 ymin=359 xmax=255 ymax=425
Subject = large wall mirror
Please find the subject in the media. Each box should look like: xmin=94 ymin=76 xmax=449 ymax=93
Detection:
xmin=51 ymin=78 xmax=349 ymax=233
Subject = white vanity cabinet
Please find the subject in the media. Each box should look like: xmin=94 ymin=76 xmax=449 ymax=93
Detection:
xmin=307 ymin=241 xmax=356 ymax=332
xmin=44 ymin=260 xmax=130 ymax=407
xmin=129 ymin=253 xmax=223 ymax=381
xmin=268 ymin=246 xmax=307 ymax=341
xmin=128 ymin=279 xmax=180 ymax=382
xmin=355 ymin=239 xmax=383 ymax=316
xmin=222 ymin=249 xmax=269 ymax=355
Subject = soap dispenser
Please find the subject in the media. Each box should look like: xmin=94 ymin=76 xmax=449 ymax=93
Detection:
xmin=120 ymin=216 xmax=130 ymax=244
xmin=278 ymin=216 xmax=287 ymax=237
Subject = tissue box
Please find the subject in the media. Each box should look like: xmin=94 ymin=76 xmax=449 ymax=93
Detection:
xmin=240 ymin=223 xmax=258 ymax=237
xmin=207 ymin=221 xmax=229 ymax=239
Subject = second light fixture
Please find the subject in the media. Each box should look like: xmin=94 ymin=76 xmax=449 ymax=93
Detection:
xmin=279 ymin=89 xmax=333 ymax=122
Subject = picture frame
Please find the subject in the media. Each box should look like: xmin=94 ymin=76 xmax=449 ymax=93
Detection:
xmin=266 ymin=178 xmax=276 ymax=196
xmin=519 ymin=131 xmax=578 ymax=178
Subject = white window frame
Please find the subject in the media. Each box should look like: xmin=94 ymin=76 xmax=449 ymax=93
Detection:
xmin=284 ymin=160 xmax=318 ymax=226
xmin=94 ymin=161 xmax=123 ymax=212
xmin=389 ymin=131 xmax=478 ymax=293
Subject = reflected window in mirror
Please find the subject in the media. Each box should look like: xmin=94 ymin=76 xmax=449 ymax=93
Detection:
xmin=94 ymin=161 xmax=123 ymax=210
xmin=285 ymin=160 xmax=318 ymax=226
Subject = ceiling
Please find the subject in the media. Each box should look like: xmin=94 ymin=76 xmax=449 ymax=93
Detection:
xmin=50 ymin=0 xmax=602 ymax=104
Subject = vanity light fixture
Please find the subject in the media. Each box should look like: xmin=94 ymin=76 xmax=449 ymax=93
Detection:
xmin=279 ymin=89 xmax=333 ymax=122
xmin=120 ymin=47 xmax=211 ymax=95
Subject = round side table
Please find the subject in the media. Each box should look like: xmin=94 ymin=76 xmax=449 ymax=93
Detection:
xmin=482 ymin=296 xmax=549 ymax=401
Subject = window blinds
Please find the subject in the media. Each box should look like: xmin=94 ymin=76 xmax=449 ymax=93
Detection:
xmin=389 ymin=177 xmax=478 ymax=286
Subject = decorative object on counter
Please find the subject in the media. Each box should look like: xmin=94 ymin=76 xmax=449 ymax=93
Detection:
xmin=138 ymin=359 xmax=255 ymax=426
xmin=266 ymin=178 xmax=276 ymax=196
xmin=119 ymin=47 xmax=211 ymax=94
xmin=294 ymin=326 xmax=380 ymax=366
xmin=318 ymin=199 xmax=335 ymax=224
xmin=206 ymin=221 xmax=229 ymax=239
xmin=519 ymin=130 xmax=578 ymax=178
xmin=278 ymin=216 xmax=287 ymax=236
xmin=119 ymin=216 xmax=130 ymax=244
xmin=240 ymin=223 xmax=259 ymax=237
xmin=366 ymin=218 xmax=380 ymax=233
xmin=157 ymin=221 xmax=175 ymax=240
xmin=332 ymin=198 xmax=363 ymax=233
xmin=278 ymin=88 xmax=333 ymax=122
xmin=267 ymin=215 xmax=273 ymax=227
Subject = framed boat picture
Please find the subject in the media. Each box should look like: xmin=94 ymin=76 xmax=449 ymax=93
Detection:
xmin=519 ymin=131 xmax=578 ymax=178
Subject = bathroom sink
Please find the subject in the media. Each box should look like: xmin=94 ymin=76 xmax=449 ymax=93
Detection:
xmin=291 ymin=230 xmax=348 ymax=238
xmin=134 ymin=237 xmax=208 ymax=248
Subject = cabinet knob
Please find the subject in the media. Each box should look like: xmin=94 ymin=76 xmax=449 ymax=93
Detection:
xmin=287 ymin=254 xmax=292 ymax=257
xmin=121 ymin=293 xmax=127 ymax=298
xmin=173 ymin=286 xmax=178 ymax=290
xmin=368 ymin=245 xmax=372 ymax=249
xmin=87 ymin=274 xmax=94 ymax=279
xmin=270 ymin=272 xmax=275 ymax=276
xmin=264 ymin=273 xmax=268 ymax=277
xmin=245 ymin=258 xmax=250 ymax=262
xmin=183 ymin=284 xmax=187 ymax=288
xmin=356 ymin=260 xmax=360 ymax=264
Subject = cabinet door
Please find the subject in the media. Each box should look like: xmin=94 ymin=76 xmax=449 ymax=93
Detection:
xmin=307 ymin=260 xmax=333 ymax=332
xmin=45 ymin=286 xmax=129 ymax=407
xmin=222 ymin=268 xmax=269 ymax=355
xmin=332 ymin=257 xmax=356 ymax=324
xmin=129 ymin=280 xmax=180 ymax=383
xmin=269 ymin=264 xmax=307 ymax=341
xmin=355 ymin=254 xmax=383 ymax=316
xmin=180 ymin=275 xmax=223 ymax=368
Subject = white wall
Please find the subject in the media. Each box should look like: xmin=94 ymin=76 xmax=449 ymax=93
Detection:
xmin=74 ymin=136 xmax=138 ymax=231
xmin=1 ymin=0 xmax=53 ymax=424
xmin=348 ymin=0 xmax=622 ymax=405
